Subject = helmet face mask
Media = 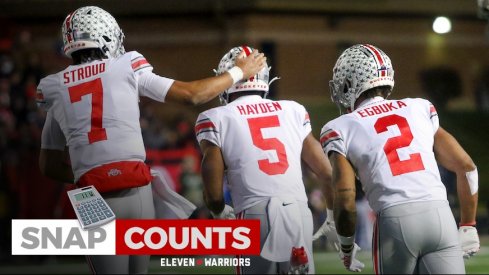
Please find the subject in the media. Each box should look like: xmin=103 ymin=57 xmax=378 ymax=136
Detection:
xmin=329 ymin=78 xmax=351 ymax=115
xmin=216 ymin=46 xmax=276 ymax=105
xmin=329 ymin=44 xmax=394 ymax=113
xmin=62 ymin=6 xmax=125 ymax=59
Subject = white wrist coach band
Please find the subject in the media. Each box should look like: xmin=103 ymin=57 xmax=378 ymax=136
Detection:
xmin=227 ymin=66 xmax=244 ymax=84
xmin=466 ymin=167 xmax=478 ymax=195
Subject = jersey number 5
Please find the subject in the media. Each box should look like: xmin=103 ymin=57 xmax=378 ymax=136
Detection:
xmin=247 ymin=115 xmax=289 ymax=175
xmin=374 ymin=114 xmax=425 ymax=176
xmin=68 ymin=78 xmax=107 ymax=144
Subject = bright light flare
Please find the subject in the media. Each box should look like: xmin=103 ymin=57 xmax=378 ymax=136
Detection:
xmin=433 ymin=16 xmax=452 ymax=34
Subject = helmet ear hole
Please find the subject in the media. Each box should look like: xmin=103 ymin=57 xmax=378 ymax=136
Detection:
xmin=102 ymin=35 xmax=112 ymax=42
xmin=343 ymin=79 xmax=350 ymax=94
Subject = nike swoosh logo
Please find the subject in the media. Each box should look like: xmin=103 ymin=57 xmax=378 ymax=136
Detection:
xmin=282 ymin=202 xmax=293 ymax=206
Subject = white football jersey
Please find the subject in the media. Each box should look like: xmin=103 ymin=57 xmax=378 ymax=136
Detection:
xmin=37 ymin=51 xmax=174 ymax=181
xmin=321 ymin=96 xmax=447 ymax=213
xmin=195 ymin=95 xmax=311 ymax=213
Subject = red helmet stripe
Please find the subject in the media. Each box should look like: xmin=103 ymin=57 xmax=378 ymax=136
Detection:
xmin=241 ymin=45 xmax=252 ymax=56
xmin=65 ymin=11 xmax=75 ymax=43
xmin=240 ymin=45 xmax=255 ymax=81
xmin=363 ymin=44 xmax=386 ymax=77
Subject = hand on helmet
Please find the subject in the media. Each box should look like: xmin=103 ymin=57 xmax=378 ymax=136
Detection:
xmin=235 ymin=49 xmax=267 ymax=80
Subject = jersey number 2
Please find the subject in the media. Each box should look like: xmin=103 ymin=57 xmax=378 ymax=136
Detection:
xmin=374 ymin=114 xmax=425 ymax=176
xmin=247 ymin=115 xmax=289 ymax=175
xmin=68 ymin=78 xmax=107 ymax=144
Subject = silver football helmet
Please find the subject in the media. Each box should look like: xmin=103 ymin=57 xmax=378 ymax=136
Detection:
xmin=215 ymin=46 xmax=278 ymax=105
xmin=329 ymin=44 xmax=394 ymax=113
xmin=62 ymin=6 xmax=125 ymax=58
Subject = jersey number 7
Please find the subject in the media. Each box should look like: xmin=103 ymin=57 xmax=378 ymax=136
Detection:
xmin=374 ymin=114 xmax=425 ymax=176
xmin=247 ymin=115 xmax=289 ymax=175
xmin=68 ymin=78 xmax=107 ymax=144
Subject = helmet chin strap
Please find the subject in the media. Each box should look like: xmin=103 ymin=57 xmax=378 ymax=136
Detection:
xmin=269 ymin=76 xmax=280 ymax=85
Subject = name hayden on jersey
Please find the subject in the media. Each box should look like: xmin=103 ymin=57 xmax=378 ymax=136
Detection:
xmin=236 ymin=101 xmax=282 ymax=116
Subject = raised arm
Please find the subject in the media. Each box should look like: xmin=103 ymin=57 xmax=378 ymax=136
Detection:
xmin=165 ymin=49 xmax=266 ymax=105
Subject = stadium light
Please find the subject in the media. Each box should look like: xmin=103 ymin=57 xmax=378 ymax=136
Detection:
xmin=433 ymin=16 xmax=452 ymax=34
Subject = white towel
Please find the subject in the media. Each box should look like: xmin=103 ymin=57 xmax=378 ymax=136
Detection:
xmin=260 ymin=196 xmax=306 ymax=262
xmin=151 ymin=168 xmax=196 ymax=219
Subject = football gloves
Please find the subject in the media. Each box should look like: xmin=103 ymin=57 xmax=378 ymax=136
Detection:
xmin=339 ymin=243 xmax=365 ymax=272
xmin=313 ymin=210 xmax=340 ymax=251
xmin=458 ymin=226 xmax=480 ymax=259
xmin=210 ymin=204 xmax=236 ymax=219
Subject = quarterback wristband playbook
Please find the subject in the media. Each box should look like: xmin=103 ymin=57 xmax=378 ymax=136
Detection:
xmin=227 ymin=66 xmax=244 ymax=84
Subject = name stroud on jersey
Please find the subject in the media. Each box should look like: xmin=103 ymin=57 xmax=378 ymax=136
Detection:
xmin=63 ymin=62 xmax=106 ymax=84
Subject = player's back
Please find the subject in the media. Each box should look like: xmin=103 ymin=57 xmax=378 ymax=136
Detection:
xmin=196 ymin=95 xmax=310 ymax=213
xmin=321 ymin=97 xmax=447 ymax=212
xmin=37 ymin=51 xmax=147 ymax=181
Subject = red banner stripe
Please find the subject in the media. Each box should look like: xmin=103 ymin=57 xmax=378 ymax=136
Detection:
xmin=115 ymin=219 xmax=261 ymax=255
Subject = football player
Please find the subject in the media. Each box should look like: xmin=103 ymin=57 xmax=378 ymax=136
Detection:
xmin=195 ymin=46 xmax=338 ymax=274
xmin=315 ymin=44 xmax=479 ymax=274
xmin=36 ymin=6 xmax=265 ymax=274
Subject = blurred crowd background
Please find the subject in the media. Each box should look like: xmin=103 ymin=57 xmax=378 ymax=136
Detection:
xmin=1 ymin=0 xmax=489 ymax=264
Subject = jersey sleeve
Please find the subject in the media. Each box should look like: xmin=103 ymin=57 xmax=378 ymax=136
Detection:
xmin=41 ymin=111 xmax=66 ymax=150
xmin=194 ymin=112 xmax=221 ymax=147
xmin=320 ymin=122 xmax=346 ymax=157
xmin=298 ymin=103 xmax=312 ymax=141
xmin=426 ymin=100 xmax=439 ymax=133
xmin=290 ymin=101 xmax=312 ymax=141
xmin=130 ymin=51 xmax=175 ymax=102
xmin=130 ymin=51 xmax=154 ymax=75
xmin=36 ymin=76 xmax=55 ymax=111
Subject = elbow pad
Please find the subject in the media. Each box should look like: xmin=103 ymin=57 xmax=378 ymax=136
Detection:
xmin=466 ymin=168 xmax=478 ymax=195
